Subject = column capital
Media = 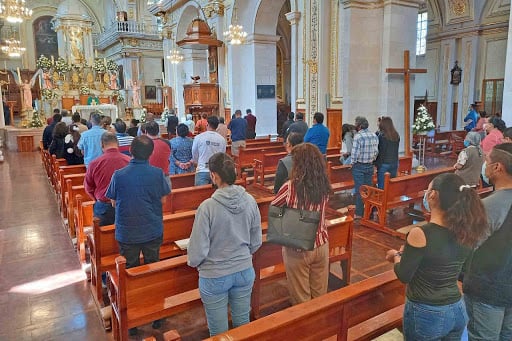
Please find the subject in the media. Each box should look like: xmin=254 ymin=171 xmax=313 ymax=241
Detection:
xmin=285 ymin=11 xmax=301 ymax=25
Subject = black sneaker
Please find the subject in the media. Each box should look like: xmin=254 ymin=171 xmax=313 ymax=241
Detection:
xmin=152 ymin=319 xmax=163 ymax=329
xmin=129 ymin=327 xmax=138 ymax=336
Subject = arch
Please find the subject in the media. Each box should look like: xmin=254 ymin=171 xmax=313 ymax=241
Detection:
xmin=426 ymin=0 xmax=443 ymax=31
xmin=254 ymin=0 xmax=287 ymax=35
xmin=176 ymin=4 xmax=201 ymax=41
xmin=480 ymin=0 xmax=510 ymax=25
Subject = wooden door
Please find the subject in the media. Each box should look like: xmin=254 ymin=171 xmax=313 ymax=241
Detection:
xmin=327 ymin=109 xmax=342 ymax=148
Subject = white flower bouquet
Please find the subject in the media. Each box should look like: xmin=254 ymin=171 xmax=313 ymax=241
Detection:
xmin=413 ymin=105 xmax=436 ymax=134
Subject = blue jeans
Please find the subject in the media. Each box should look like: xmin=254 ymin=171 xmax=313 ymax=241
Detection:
xmin=195 ymin=171 xmax=212 ymax=186
xmin=377 ymin=162 xmax=398 ymax=189
xmin=403 ymin=298 xmax=468 ymax=341
xmin=199 ymin=267 xmax=255 ymax=336
xmin=352 ymin=163 xmax=374 ymax=216
xmin=93 ymin=201 xmax=115 ymax=226
xmin=465 ymin=294 xmax=512 ymax=341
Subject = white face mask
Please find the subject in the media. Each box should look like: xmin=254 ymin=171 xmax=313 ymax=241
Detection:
xmin=481 ymin=162 xmax=490 ymax=185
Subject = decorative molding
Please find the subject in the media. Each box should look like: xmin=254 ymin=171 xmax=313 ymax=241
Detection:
xmin=302 ymin=0 xmax=306 ymax=99
xmin=461 ymin=39 xmax=472 ymax=118
xmin=309 ymin=0 xmax=319 ymax=114
xmin=204 ymin=1 xmax=224 ymax=18
xmin=444 ymin=0 xmax=474 ymax=25
xmin=440 ymin=44 xmax=451 ymax=126
xmin=285 ymin=11 xmax=301 ymax=25
xmin=329 ymin=0 xmax=340 ymax=103
xmin=342 ymin=0 xmax=423 ymax=10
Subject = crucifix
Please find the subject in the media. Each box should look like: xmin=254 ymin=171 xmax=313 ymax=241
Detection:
xmin=386 ymin=50 xmax=427 ymax=157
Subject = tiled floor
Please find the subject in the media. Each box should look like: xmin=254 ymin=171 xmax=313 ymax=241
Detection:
xmin=0 ymin=150 xmax=453 ymax=340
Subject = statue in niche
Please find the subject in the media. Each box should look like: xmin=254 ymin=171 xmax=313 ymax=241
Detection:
xmin=71 ymin=70 xmax=80 ymax=88
xmin=450 ymin=61 xmax=462 ymax=85
xmin=69 ymin=29 xmax=85 ymax=63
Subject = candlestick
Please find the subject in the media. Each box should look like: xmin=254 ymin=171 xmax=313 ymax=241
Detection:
xmin=162 ymin=72 xmax=165 ymax=85
xmin=17 ymin=67 xmax=21 ymax=83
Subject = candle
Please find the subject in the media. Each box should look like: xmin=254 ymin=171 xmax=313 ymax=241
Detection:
xmin=39 ymin=73 xmax=43 ymax=88
xmin=162 ymin=71 xmax=165 ymax=85
xmin=104 ymin=58 xmax=107 ymax=66
xmin=51 ymin=55 xmax=54 ymax=65
xmin=95 ymin=50 xmax=98 ymax=58
xmin=17 ymin=67 xmax=21 ymax=83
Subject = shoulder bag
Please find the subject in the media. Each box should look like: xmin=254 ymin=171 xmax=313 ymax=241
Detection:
xmin=267 ymin=205 xmax=321 ymax=251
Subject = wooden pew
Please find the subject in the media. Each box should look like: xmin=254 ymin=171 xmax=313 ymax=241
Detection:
xmin=359 ymin=166 xmax=455 ymax=238
xmin=253 ymin=152 xmax=287 ymax=191
xmin=235 ymin=146 xmax=286 ymax=177
xmin=50 ymin=155 xmax=67 ymax=193
xmin=76 ymin=194 xmax=95 ymax=265
xmin=251 ymin=209 xmax=354 ymax=320
xmin=163 ymin=174 xmax=247 ymax=214
xmin=56 ymin=165 xmax=85 ymax=216
xmin=170 ymin=173 xmax=196 ymax=189
xmin=61 ymin=172 xmax=86 ymax=218
xmin=107 ymin=255 xmax=201 ymax=341
xmin=206 ymin=270 xmax=405 ymax=341
xmin=66 ymin=184 xmax=89 ymax=238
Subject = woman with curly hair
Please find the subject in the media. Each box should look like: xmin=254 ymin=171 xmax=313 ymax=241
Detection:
xmin=48 ymin=122 xmax=68 ymax=158
xmin=386 ymin=173 xmax=489 ymax=340
xmin=271 ymin=142 xmax=332 ymax=305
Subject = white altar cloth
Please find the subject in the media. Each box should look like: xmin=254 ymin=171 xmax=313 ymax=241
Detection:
xmin=72 ymin=104 xmax=118 ymax=119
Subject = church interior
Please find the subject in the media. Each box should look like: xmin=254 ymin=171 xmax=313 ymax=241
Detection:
xmin=0 ymin=0 xmax=511 ymax=340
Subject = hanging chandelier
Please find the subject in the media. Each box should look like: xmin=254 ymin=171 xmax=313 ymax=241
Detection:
xmin=0 ymin=0 xmax=33 ymax=23
xmin=1 ymin=37 xmax=26 ymax=58
xmin=167 ymin=42 xmax=184 ymax=64
xmin=223 ymin=5 xmax=247 ymax=45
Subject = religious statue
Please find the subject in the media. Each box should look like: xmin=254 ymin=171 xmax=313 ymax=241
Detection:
xmin=43 ymin=70 xmax=53 ymax=90
xmin=69 ymin=29 xmax=85 ymax=64
xmin=62 ymin=81 xmax=70 ymax=93
xmin=86 ymin=72 xmax=94 ymax=88
xmin=71 ymin=70 xmax=80 ymax=88
xmin=16 ymin=76 xmax=37 ymax=110
xmin=53 ymin=71 xmax=60 ymax=83
xmin=130 ymin=80 xmax=141 ymax=108
xmin=109 ymin=73 xmax=118 ymax=90
xmin=103 ymin=73 xmax=109 ymax=85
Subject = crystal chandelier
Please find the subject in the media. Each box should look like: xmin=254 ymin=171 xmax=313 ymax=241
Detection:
xmin=167 ymin=41 xmax=184 ymax=64
xmin=223 ymin=5 xmax=247 ymax=45
xmin=0 ymin=0 xmax=33 ymax=23
xmin=1 ymin=36 xmax=26 ymax=58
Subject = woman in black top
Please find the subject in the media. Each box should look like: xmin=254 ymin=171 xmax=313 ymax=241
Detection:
xmin=386 ymin=173 xmax=488 ymax=340
xmin=375 ymin=116 xmax=400 ymax=189
xmin=48 ymin=122 xmax=68 ymax=158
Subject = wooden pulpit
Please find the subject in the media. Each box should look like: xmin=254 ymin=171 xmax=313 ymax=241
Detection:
xmin=183 ymin=83 xmax=219 ymax=121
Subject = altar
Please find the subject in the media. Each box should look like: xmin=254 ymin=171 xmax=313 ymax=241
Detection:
xmin=71 ymin=104 xmax=118 ymax=120
xmin=4 ymin=126 xmax=44 ymax=152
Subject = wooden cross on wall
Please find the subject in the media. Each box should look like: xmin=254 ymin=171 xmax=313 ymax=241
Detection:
xmin=386 ymin=50 xmax=427 ymax=157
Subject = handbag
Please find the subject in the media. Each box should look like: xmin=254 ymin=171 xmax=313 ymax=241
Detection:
xmin=267 ymin=205 xmax=321 ymax=251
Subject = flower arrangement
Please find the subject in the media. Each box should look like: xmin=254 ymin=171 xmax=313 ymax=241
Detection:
xmin=55 ymin=57 xmax=71 ymax=74
xmin=30 ymin=110 xmax=44 ymax=128
xmin=113 ymin=89 xmax=124 ymax=102
xmin=93 ymin=59 xmax=106 ymax=73
xmin=36 ymin=55 xmax=52 ymax=70
xmin=140 ymin=108 xmax=147 ymax=123
xmin=106 ymin=59 xmax=118 ymax=72
xmin=413 ymin=105 xmax=436 ymax=134
xmin=79 ymin=85 xmax=90 ymax=95
xmin=41 ymin=88 xmax=56 ymax=101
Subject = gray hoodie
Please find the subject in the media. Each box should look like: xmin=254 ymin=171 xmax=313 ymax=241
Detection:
xmin=188 ymin=185 xmax=262 ymax=278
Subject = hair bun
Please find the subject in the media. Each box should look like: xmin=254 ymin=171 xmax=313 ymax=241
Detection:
xmin=459 ymin=185 xmax=471 ymax=192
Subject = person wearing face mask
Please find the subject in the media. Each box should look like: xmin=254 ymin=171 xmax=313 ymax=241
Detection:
xmin=481 ymin=116 xmax=506 ymax=155
xmin=453 ymin=132 xmax=484 ymax=186
xmin=464 ymin=143 xmax=512 ymax=341
xmin=386 ymin=173 xmax=489 ymax=341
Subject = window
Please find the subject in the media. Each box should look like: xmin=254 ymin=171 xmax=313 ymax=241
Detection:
xmin=416 ymin=12 xmax=428 ymax=56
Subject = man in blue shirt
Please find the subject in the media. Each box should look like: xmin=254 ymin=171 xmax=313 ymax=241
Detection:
xmin=105 ymin=135 xmax=171 ymax=334
xmin=304 ymin=112 xmax=330 ymax=154
xmin=227 ymin=110 xmax=247 ymax=156
xmin=464 ymin=103 xmax=478 ymax=132
xmin=77 ymin=112 xmax=106 ymax=167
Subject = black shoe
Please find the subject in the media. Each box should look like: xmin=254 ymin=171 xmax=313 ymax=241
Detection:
xmin=129 ymin=327 xmax=138 ymax=336
xmin=152 ymin=319 xmax=163 ymax=329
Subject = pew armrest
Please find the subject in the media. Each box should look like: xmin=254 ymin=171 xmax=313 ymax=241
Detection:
xmin=359 ymin=185 xmax=385 ymax=204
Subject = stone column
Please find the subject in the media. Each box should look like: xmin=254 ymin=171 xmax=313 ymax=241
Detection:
xmin=285 ymin=11 xmax=301 ymax=113
xmin=501 ymin=7 xmax=512 ymax=125
xmin=436 ymin=39 xmax=456 ymax=129
xmin=206 ymin=12 xmax=226 ymax=119
xmin=456 ymin=35 xmax=478 ymax=129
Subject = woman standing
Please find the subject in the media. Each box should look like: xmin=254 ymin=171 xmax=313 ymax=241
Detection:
xmin=453 ymin=132 xmax=484 ymax=186
xmin=169 ymin=124 xmax=194 ymax=174
xmin=63 ymin=124 xmax=84 ymax=165
xmin=49 ymin=122 xmax=68 ymax=158
xmin=386 ymin=173 xmax=488 ymax=340
xmin=340 ymin=123 xmax=356 ymax=165
xmin=272 ymin=143 xmax=332 ymax=305
xmin=375 ymin=116 xmax=400 ymax=189
xmin=188 ymin=153 xmax=262 ymax=336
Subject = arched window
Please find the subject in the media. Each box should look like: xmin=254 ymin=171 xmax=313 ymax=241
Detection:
xmin=416 ymin=12 xmax=428 ymax=56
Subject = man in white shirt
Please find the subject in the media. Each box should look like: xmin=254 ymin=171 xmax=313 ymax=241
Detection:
xmin=191 ymin=116 xmax=227 ymax=185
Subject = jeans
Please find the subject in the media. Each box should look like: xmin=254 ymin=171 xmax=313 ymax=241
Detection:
xmin=199 ymin=267 xmax=255 ymax=336
xmin=377 ymin=162 xmax=398 ymax=189
xmin=93 ymin=201 xmax=115 ymax=226
xmin=403 ymin=298 xmax=468 ymax=341
xmin=195 ymin=171 xmax=212 ymax=186
xmin=465 ymin=294 xmax=512 ymax=341
xmin=352 ymin=163 xmax=374 ymax=216
xmin=117 ymin=235 xmax=162 ymax=269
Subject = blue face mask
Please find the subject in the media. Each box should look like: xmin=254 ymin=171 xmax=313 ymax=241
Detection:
xmin=464 ymin=140 xmax=471 ymax=148
xmin=481 ymin=162 xmax=490 ymax=185
xmin=423 ymin=191 xmax=431 ymax=212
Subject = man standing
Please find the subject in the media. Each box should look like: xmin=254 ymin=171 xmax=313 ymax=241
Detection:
xmin=463 ymin=143 xmax=512 ymax=341
xmin=113 ymin=121 xmax=133 ymax=156
xmin=77 ymin=112 xmax=106 ymax=167
xmin=42 ymin=111 xmax=62 ymax=150
xmin=216 ymin=117 xmax=228 ymax=140
xmin=84 ymin=133 xmax=130 ymax=226
xmin=351 ymin=116 xmax=379 ymax=218
xmin=273 ymin=132 xmax=303 ymax=193
xmin=287 ymin=112 xmax=308 ymax=139
xmin=245 ymin=108 xmax=257 ymax=139
xmin=106 ymin=136 xmax=171 ymax=335
xmin=166 ymin=109 xmax=179 ymax=137
xmin=281 ymin=112 xmax=294 ymax=139
xmin=192 ymin=116 xmax=226 ymax=185
xmin=72 ymin=112 xmax=88 ymax=133
xmin=464 ymin=103 xmax=479 ymax=132
xmin=304 ymin=112 xmax=330 ymax=154
xmin=145 ymin=121 xmax=171 ymax=177
xmin=227 ymin=110 xmax=247 ymax=156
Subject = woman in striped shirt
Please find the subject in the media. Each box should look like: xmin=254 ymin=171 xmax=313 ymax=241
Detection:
xmin=271 ymin=143 xmax=332 ymax=304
